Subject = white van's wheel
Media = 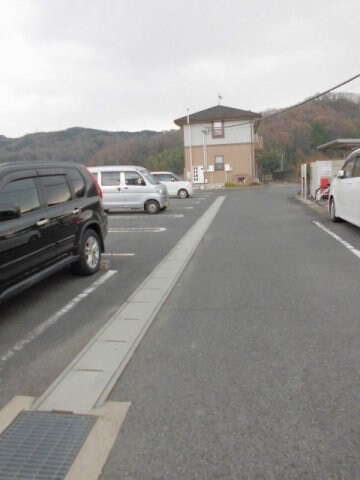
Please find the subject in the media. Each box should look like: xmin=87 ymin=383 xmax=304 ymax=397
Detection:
xmin=145 ymin=200 xmax=160 ymax=214
xmin=178 ymin=189 xmax=188 ymax=199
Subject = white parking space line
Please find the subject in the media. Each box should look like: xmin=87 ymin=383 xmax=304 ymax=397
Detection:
xmin=109 ymin=227 xmax=166 ymax=233
xmin=103 ymin=253 xmax=135 ymax=257
xmin=313 ymin=221 xmax=360 ymax=258
xmin=0 ymin=271 xmax=117 ymax=368
xmin=108 ymin=214 xmax=184 ymax=219
xmin=172 ymin=206 xmax=194 ymax=210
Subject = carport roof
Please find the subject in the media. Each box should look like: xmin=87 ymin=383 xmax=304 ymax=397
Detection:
xmin=174 ymin=105 xmax=261 ymax=126
xmin=317 ymin=138 xmax=360 ymax=152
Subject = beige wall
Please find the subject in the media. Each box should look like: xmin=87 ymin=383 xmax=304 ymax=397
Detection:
xmin=184 ymin=143 xmax=254 ymax=184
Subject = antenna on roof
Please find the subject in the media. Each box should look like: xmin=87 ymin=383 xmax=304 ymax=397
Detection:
xmin=217 ymin=93 xmax=223 ymax=105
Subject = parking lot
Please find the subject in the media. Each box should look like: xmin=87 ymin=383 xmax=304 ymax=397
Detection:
xmin=1 ymin=185 xmax=360 ymax=479
xmin=0 ymin=191 xmax=216 ymax=411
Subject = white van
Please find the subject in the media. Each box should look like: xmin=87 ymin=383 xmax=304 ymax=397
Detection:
xmin=88 ymin=166 xmax=169 ymax=214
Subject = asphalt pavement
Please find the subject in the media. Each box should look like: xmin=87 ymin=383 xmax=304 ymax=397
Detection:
xmin=98 ymin=185 xmax=360 ymax=480
xmin=1 ymin=185 xmax=358 ymax=480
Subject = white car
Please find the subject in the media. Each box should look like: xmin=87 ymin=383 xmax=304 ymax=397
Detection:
xmin=151 ymin=171 xmax=193 ymax=199
xmin=329 ymin=148 xmax=360 ymax=226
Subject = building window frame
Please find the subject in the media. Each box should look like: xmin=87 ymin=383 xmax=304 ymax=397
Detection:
xmin=214 ymin=155 xmax=224 ymax=171
xmin=212 ymin=121 xmax=224 ymax=138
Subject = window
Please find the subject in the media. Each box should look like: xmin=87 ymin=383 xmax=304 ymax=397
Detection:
xmin=214 ymin=156 xmax=224 ymax=171
xmin=39 ymin=175 xmax=72 ymax=206
xmin=102 ymin=171 xmax=121 ymax=186
xmin=352 ymin=157 xmax=360 ymax=177
xmin=143 ymin=173 xmax=157 ymax=185
xmin=343 ymin=158 xmax=356 ymax=178
xmin=154 ymin=174 xmax=175 ymax=182
xmin=67 ymin=168 xmax=85 ymax=197
xmin=0 ymin=178 xmax=40 ymax=213
xmin=125 ymin=171 xmax=144 ymax=186
xmin=212 ymin=121 xmax=224 ymax=138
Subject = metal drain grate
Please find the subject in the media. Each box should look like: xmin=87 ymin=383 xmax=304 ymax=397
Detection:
xmin=0 ymin=410 xmax=97 ymax=480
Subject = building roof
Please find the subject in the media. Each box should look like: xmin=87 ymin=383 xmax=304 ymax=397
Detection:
xmin=317 ymin=138 xmax=360 ymax=152
xmin=174 ymin=105 xmax=262 ymax=126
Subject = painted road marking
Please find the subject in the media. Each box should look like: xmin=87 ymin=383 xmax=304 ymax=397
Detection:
xmin=109 ymin=227 xmax=166 ymax=233
xmin=109 ymin=214 xmax=184 ymax=219
xmin=103 ymin=253 xmax=135 ymax=257
xmin=172 ymin=206 xmax=194 ymax=210
xmin=0 ymin=271 xmax=117 ymax=367
xmin=313 ymin=221 xmax=360 ymax=258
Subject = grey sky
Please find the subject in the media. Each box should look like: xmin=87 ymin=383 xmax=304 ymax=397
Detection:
xmin=0 ymin=0 xmax=359 ymax=138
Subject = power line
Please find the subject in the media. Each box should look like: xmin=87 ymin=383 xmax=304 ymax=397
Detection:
xmin=226 ymin=72 xmax=360 ymax=129
xmin=258 ymin=72 xmax=360 ymax=122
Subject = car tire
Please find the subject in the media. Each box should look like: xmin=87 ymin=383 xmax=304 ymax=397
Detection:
xmin=330 ymin=198 xmax=340 ymax=223
xmin=145 ymin=200 xmax=160 ymax=214
xmin=73 ymin=229 xmax=101 ymax=275
xmin=178 ymin=189 xmax=188 ymax=199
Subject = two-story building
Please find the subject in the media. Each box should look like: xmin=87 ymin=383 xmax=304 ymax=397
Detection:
xmin=174 ymin=105 xmax=262 ymax=186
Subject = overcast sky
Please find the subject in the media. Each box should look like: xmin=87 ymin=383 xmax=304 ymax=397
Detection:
xmin=0 ymin=0 xmax=359 ymax=138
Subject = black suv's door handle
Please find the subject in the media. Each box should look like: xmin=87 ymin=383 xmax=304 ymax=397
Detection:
xmin=72 ymin=208 xmax=80 ymax=214
xmin=37 ymin=218 xmax=49 ymax=226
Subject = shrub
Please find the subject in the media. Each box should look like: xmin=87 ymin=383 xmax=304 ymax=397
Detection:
xmin=224 ymin=181 xmax=262 ymax=188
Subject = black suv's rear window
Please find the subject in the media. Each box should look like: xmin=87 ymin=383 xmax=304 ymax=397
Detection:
xmin=0 ymin=178 xmax=40 ymax=213
xmin=67 ymin=168 xmax=85 ymax=197
xmin=39 ymin=175 xmax=72 ymax=206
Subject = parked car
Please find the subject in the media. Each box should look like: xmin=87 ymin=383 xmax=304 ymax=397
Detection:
xmin=0 ymin=161 xmax=108 ymax=304
xmin=88 ymin=166 xmax=168 ymax=213
xmin=329 ymin=148 xmax=360 ymax=226
xmin=151 ymin=171 xmax=193 ymax=199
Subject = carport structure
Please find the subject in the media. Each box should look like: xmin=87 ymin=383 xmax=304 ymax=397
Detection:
xmin=317 ymin=138 xmax=360 ymax=158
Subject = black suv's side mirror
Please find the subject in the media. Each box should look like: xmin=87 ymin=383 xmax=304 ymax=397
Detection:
xmin=0 ymin=205 xmax=21 ymax=221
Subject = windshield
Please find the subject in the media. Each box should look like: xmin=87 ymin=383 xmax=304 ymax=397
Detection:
xmin=143 ymin=172 xmax=160 ymax=185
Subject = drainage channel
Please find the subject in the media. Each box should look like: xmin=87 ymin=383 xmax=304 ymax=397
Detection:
xmin=0 ymin=411 xmax=96 ymax=480
xmin=0 ymin=196 xmax=225 ymax=480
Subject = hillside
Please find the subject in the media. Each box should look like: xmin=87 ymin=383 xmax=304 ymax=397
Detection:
xmin=256 ymin=93 xmax=360 ymax=172
xmin=0 ymin=127 xmax=184 ymax=173
xmin=0 ymin=93 xmax=359 ymax=174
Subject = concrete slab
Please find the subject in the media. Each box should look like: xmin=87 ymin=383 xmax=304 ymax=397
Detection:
xmin=65 ymin=401 xmax=130 ymax=480
xmin=0 ymin=396 xmax=34 ymax=435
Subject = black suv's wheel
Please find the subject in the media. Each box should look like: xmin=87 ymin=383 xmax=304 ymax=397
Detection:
xmin=178 ymin=189 xmax=188 ymax=199
xmin=330 ymin=198 xmax=340 ymax=223
xmin=145 ymin=200 xmax=160 ymax=214
xmin=73 ymin=229 xmax=101 ymax=275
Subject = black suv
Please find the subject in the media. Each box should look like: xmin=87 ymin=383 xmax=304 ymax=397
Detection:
xmin=0 ymin=161 xmax=108 ymax=304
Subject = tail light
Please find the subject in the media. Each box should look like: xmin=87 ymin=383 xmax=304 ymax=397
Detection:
xmin=84 ymin=166 xmax=102 ymax=198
